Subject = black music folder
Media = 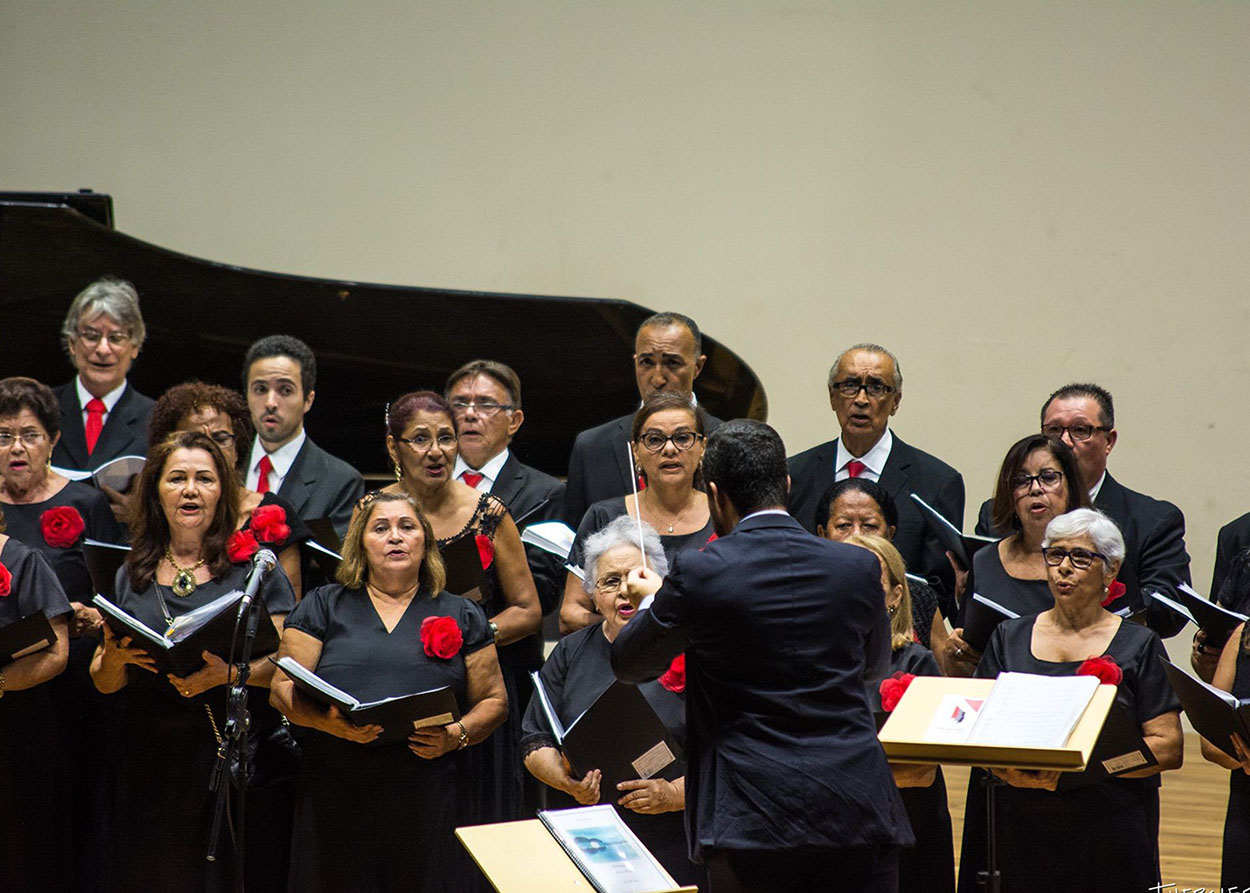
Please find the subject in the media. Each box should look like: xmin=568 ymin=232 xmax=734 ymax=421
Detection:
xmin=302 ymin=518 xmax=343 ymax=578
xmin=531 ymin=674 xmax=681 ymax=795
xmin=1152 ymin=585 xmax=1248 ymax=650
xmin=0 ymin=612 xmax=58 ymax=666
xmin=1055 ymin=700 xmax=1156 ymax=790
xmin=439 ymin=534 xmax=486 ymax=603
xmin=274 ymin=656 xmax=460 ymax=746
xmin=962 ymin=593 xmax=1020 ymax=653
xmin=83 ymin=539 xmax=130 ymax=599
xmin=910 ymin=493 xmax=996 ymax=571
xmin=93 ymin=591 xmax=278 ymax=676
xmin=1161 ymin=658 xmax=1250 ymax=760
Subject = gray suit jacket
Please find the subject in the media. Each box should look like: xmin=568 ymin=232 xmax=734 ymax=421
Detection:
xmin=277 ymin=436 xmax=364 ymax=540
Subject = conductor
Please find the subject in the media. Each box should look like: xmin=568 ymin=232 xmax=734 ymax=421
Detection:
xmin=611 ymin=419 xmax=913 ymax=893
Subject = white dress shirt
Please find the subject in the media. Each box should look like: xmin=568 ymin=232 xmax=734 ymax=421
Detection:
xmin=834 ymin=428 xmax=894 ymax=482
xmin=245 ymin=430 xmax=306 ymax=493
xmin=76 ymin=378 xmax=127 ymax=426
xmin=453 ymin=448 xmax=511 ymax=493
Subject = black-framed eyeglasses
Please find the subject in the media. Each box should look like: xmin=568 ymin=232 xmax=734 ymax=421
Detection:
xmin=0 ymin=430 xmax=47 ymax=448
xmin=1041 ymin=546 xmax=1107 ymax=571
xmin=1010 ymin=469 xmax=1064 ymax=491
xmin=1042 ymin=424 xmax=1110 ymax=443
xmin=396 ymin=433 xmax=457 ymax=451
xmin=594 ymin=573 xmax=627 ymax=594
xmin=450 ymin=399 xmax=514 ymax=417
xmin=77 ymin=327 xmax=132 ymax=347
xmin=830 ymin=378 xmax=895 ymax=399
xmin=636 ymin=431 xmax=704 ymax=453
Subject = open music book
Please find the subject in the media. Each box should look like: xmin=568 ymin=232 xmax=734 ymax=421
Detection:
xmin=1161 ymin=658 xmax=1250 ymax=760
xmin=52 ymin=455 xmax=146 ymax=493
xmin=1152 ymin=585 xmax=1248 ymax=649
xmin=520 ymin=521 xmax=577 ymax=561
xmin=538 ymin=805 xmax=678 ymax=893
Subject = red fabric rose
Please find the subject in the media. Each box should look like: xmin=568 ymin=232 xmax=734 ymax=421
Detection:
xmin=40 ymin=505 xmax=85 ymax=548
xmin=659 ymin=654 xmax=686 ymax=693
xmin=1101 ymin=580 xmax=1127 ymax=608
xmin=879 ymin=671 xmax=917 ymax=712
xmin=1076 ymin=655 xmax=1123 ymax=686
xmin=249 ymin=504 xmax=291 ymax=546
xmin=0 ymin=560 xmax=10 ymax=597
xmin=474 ymin=534 xmax=494 ymax=569
xmin=421 ymin=615 xmax=464 ymax=659
xmin=227 ymin=528 xmax=259 ymax=563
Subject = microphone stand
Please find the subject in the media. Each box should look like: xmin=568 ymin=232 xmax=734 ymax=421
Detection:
xmin=207 ymin=552 xmax=275 ymax=891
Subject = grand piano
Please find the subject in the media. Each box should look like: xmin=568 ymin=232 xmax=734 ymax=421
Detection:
xmin=0 ymin=191 xmax=767 ymax=477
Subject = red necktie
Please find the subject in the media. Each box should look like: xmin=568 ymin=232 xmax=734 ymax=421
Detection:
xmin=845 ymin=460 xmax=867 ymax=478
xmin=85 ymin=398 xmax=106 ymax=455
xmin=256 ymin=454 xmax=274 ymax=494
xmin=461 ymin=471 xmax=485 ymax=489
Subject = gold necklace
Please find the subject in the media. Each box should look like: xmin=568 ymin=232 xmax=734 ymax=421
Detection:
xmin=165 ymin=548 xmax=207 ymax=597
xmin=642 ymin=490 xmax=697 ymax=534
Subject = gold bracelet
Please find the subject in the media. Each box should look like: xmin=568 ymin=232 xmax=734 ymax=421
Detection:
xmin=0 ymin=667 xmax=6 ymax=698
xmin=455 ymin=720 xmax=469 ymax=750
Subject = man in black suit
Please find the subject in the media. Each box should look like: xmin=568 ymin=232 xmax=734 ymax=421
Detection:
xmin=242 ymin=335 xmax=364 ymax=541
xmin=973 ymin=383 xmax=1191 ymax=638
xmin=51 ymin=278 xmax=156 ymax=520
xmin=1212 ymin=513 xmax=1250 ymax=604
xmin=788 ymin=342 xmax=965 ymax=595
xmin=563 ymin=311 xmax=721 ymax=528
xmin=613 ymin=420 xmax=911 ymax=893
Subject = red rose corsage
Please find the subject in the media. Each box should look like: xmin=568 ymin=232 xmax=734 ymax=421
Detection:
xmin=1076 ymin=655 xmax=1123 ymax=686
xmin=879 ymin=671 xmax=917 ymax=712
xmin=226 ymin=528 xmax=259 ymax=563
xmin=421 ymin=615 xmax=464 ymax=659
xmin=1101 ymin=580 xmax=1127 ymax=608
xmin=659 ymin=654 xmax=686 ymax=693
xmin=0 ymin=560 xmax=11 ymax=597
xmin=40 ymin=505 xmax=85 ymax=548
xmin=249 ymin=504 xmax=291 ymax=546
xmin=474 ymin=534 xmax=494 ymax=570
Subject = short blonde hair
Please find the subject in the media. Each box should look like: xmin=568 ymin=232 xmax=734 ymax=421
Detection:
xmin=338 ymin=491 xmax=446 ymax=595
xmin=845 ymin=533 xmax=914 ymax=651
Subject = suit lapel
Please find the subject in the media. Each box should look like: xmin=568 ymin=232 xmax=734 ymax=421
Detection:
xmin=57 ymin=384 xmax=90 ymax=469
xmin=490 ymin=454 xmax=525 ymax=508
xmin=92 ymin=385 xmax=142 ymax=463
xmin=277 ymin=440 xmax=314 ymax=514
xmin=876 ymin=435 xmax=912 ymax=500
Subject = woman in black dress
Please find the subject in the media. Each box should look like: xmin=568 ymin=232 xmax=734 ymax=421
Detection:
xmin=523 ymin=514 xmax=705 ymax=888
xmin=90 ymin=431 xmax=295 ymax=892
xmin=271 ymin=490 xmax=508 ymax=892
xmin=0 ymin=376 xmax=124 ymax=892
xmin=0 ymin=512 xmax=72 ymax=892
xmin=957 ymin=508 xmax=1182 ymax=893
xmin=560 ymin=391 xmax=715 ymax=635
xmin=1199 ymin=619 xmax=1250 ymax=886
xmin=845 ymin=533 xmax=955 ymax=893
xmin=941 ymin=433 xmax=1088 ymax=676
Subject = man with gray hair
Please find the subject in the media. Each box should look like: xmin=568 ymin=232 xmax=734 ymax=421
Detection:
xmin=788 ymin=342 xmax=965 ymax=595
xmin=51 ymin=277 xmax=155 ymax=476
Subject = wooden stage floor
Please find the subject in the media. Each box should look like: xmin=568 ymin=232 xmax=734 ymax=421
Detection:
xmin=946 ymin=734 xmax=1228 ymax=890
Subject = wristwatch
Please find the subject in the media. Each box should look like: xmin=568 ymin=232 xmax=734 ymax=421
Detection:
xmin=488 ymin=621 xmax=499 ymax=642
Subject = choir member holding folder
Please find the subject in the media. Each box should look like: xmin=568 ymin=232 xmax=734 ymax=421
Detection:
xmin=941 ymin=435 xmax=1087 ymax=676
xmin=1198 ymin=620 xmax=1250 ymax=886
xmin=0 ymin=509 xmax=72 ymax=892
xmin=957 ymin=509 xmax=1182 ymax=893
xmin=90 ymin=431 xmax=295 ymax=892
xmin=271 ymin=490 xmax=507 ymax=892
xmin=522 ymin=515 xmax=705 ymax=888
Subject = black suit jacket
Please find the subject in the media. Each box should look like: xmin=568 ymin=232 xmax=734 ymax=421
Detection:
xmin=51 ymin=380 xmax=155 ymax=471
xmin=974 ymin=471 xmax=1191 ymax=637
xmin=787 ymin=433 xmax=965 ymax=596
xmin=563 ymin=410 xmax=723 ymax=527
xmin=1213 ymin=512 xmax=1250 ymax=601
xmin=611 ymin=512 xmax=911 ymax=860
xmin=276 ymin=437 xmax=364 ymax=541
xmin=488 ymin=452 xmax=566 ymax=616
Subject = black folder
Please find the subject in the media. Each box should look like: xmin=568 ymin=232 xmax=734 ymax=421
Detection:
xmin=0 ymin=612 xmax=58 ymax=666
xmin=1160 ymin=658 xmax=1250 ymax=760
xmin=1152 ymin=585 xmax=1248 ymax=650
xmin=301 ymin=518 xmax=343 ymax=578
xmin=274 ymin=656 xmax=461 ymax=746
xmin=439 ymin=534 xmax=486 ymax=603
xmin=83 ymin=539 xmax=130 ymax=599
xmin=93 ymin=591 xmax=278 ymax=677
xmin=910 ymin=493 xmax=996 ymax=571
xmin=962 ymin=593 xmax=1020 ymax=653
xmin=1055 ymin=700 xmax=1157 ymax=790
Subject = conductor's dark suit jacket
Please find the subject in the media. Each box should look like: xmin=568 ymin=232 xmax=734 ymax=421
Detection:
xmin=611 ymin=512 xmax=913 ymax=861
xmin=51 ymin=380 xmax=155 ymax=471
xmin=974 ymin=471 xmax=1191 ymax=637
xmin=787 ymin=433 xmax=965 ymax=598
xmin=563 ymin=410 xmax=723 ymax=528
xmin=276 ymin=436 xmax=364 ymax=541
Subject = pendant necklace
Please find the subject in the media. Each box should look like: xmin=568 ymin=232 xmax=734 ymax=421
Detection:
xmin=644 ymin=490 xmax=695 ymax=534
xmin=165 ymin=548 xmax=206 ymax=597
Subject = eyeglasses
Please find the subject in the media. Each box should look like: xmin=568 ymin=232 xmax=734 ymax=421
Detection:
xmin=0 ymin=430 xmax=47 ymax=448
xmin=1011 ymin=469 xmax=1064 ymax=491
xmin=636 ymin=431 xmax=704 ymax=453
xmin=395 ymin=433 xmax=456 ymax=451
xmin=207 ymin=431 xmax=236 ymax=447
xmin=1042 ymin=424 xmax=1110 ymax=443
xmin=77 ymin=328 xmax=132 ymax=348
xmin=594 ymin=573 xmax=627 ymax=594
xmin=450 ymin=399 xmax=513 ymax=417
xmin=830 ymin=378 xmax=895 ymax=399
xmin=1041 ymin=546 xmax=1107 ymax=571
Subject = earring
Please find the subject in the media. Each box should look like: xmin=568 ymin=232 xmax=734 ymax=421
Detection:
xmin=393 ymin=463 xmax=402 ymax=482
xmin=888 ymin=604 xmax=897 ymax=616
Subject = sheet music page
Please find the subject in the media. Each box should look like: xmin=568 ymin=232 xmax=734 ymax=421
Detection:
xmin=967 ymin=672 xmax=1099 ymax=748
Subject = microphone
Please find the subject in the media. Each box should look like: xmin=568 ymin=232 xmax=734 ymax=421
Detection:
xmin=237 ymin=548 xmax=278 ymax=621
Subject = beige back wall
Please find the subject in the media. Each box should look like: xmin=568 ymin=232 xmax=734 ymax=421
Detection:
xmin=4 ymin=2 xmax=1249 ymax=604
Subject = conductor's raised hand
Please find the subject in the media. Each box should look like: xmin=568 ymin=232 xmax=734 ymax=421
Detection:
xmin=624 ymin=566 xmax=663 ymax=608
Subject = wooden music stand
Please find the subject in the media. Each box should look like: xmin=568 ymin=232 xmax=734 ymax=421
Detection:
xmin=457 ymin=818 xmax=698 ymax=893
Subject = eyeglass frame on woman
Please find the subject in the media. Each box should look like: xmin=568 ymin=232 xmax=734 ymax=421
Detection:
xmin=635 ymin=431 xmax=705 ymax=453
xmin=1041 ymin=546 xmax=1108 ymax=571
xmin=1010 ymin=469 xmax=1064 ymax=492
xmin=0 ymin=430 xmax=48 ymax=448
xmin=1041 ymin=423 xmax=1110 ymax=443
xmin=830 ymin=378 xmax=895 ymax=399
xmin=395 ymin=432 xmax=457 ymax=451
xmin=594 ymin=572 xmax=628 ymax=594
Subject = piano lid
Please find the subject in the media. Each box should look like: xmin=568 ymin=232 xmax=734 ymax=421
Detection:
xmin=0 ymin=192 xmax=767 ymax=477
